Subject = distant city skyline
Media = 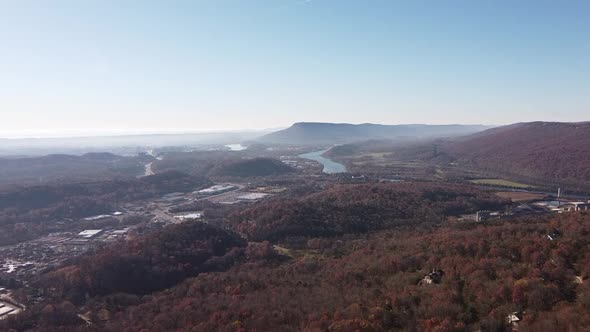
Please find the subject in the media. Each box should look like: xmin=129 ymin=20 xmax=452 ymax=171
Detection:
xmin=1 ymin=0 xmax=588 ymax=137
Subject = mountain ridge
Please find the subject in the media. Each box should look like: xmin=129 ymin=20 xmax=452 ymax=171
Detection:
xmin=259 ymin=122 xmax=491 ymax=145
xmin=443 ymin=121 xmax=590 ymax=188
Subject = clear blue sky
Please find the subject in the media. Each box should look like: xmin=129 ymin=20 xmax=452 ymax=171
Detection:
xmin=1 ymin=0 xmax=588 ymax=137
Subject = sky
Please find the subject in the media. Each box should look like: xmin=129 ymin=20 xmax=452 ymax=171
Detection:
xmin=1 ymin=0 xmax=589 ymax=137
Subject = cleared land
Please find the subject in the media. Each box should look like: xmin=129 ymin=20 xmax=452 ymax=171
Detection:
xmin=495 ymin=191 xmax=546 ymax=202
xmin=469 ymin=178 xmax=534 ymax=188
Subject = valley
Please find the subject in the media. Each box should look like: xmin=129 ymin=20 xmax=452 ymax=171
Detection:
xmin=1 ymin=121 xmax=590 ymax=331
xmin=3 ymin=2 xmax=588 ymax=330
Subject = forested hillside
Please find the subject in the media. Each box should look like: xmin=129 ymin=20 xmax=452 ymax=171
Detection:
xmin=4 ymin=211 xmax=589 ymax=331
xmin=211 ymin=157 xmax=295 ymax=178
xmin=231 ymin=182 xmax=507 ymax=241
xmin=445 ymin=122 xmax=590 ymax=188
xmin=324 ymin=122 xmax=590 ymax=189
xmin=39 ymin=222 xmax=246 ymax=301
xmin=107 ymin=213 xmax=590 ymax=332
xmin=153 ymin=151 xmax=296 ymax=179
xmin=0 ymin=153 xmax=153 ymax=187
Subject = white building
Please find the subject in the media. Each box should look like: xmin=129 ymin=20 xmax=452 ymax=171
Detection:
xmin=77 ymin=229 xmax=104 ymax=239
xmin=83 ymin=215 xmax=112 ymax=221
xmin=174 ymin=213 xmax=202 ymax=221
xmin=237 ymin=193 xmax=271 ymax=201
xmin=197 ymin=184 xmax=236 ymax=196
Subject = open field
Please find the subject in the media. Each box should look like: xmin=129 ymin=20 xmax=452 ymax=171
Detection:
xmin=495 ymin=191 xmax=547 ymax=202
xmin=350 ymin=158 xmax=423 ymax=167
xmin=357 ymin=152 xmax=393 ymax=158
xmin=469 ymin=178 xmax=534 ymax=188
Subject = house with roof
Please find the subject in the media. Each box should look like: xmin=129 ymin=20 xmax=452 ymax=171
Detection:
xmin=418 ymin=269 xmax=445 ymax=285
xmin=506 ymin=311 xmax=523 ymax=330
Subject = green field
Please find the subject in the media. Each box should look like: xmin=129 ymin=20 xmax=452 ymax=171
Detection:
xmin=469 ymin=178 xmax=534 ymax=188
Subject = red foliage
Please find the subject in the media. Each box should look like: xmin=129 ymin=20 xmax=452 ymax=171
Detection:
xmin=231 ymin=182 xmax=507 ymax=241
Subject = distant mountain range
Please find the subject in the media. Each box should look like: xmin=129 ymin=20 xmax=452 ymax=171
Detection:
xmin=258 ymin=122 xmax=490 ymax=145
xmin=0 ymin=131 xmax=271 ymax=156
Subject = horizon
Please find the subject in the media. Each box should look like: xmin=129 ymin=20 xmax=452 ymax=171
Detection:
xmin=2 ymin=0 xmax=589 ymax=135
xmin=3 ymin=1 xmax=590 ymax=328
xmin=4 ymin=119 xmax=590 ymax=139
xmin=0 ymin=122 xmax=513 ymax=139
xmin=1 ymin=121 xmax=489 ymax=139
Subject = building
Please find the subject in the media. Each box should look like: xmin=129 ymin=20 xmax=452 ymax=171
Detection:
xmin=475 ymin=210 xmax=491 ymax=222
xmin=217 ymin=200 xmax=240 ymax=205
xmin=174 ymin=213 xmax=202 ymax=221
xmin=83 ymin=214 xmax=112 ymax=221
xmin=77 ymin=229 xmax=104 ymax=239
xmin=104 ymin=228 xmax=131 ymax=242
xmin=111 ymin=228 xmax=130 ymax=236
xmin=283 ymin=160 xmax=297 ymax=166
xmin=0 ymin=301 xmax=22 ymax=321
xmin=562 ymin=201 xmax=590 ymax=212
xmin=237 ymin=193 xmax=271 ymax=201
xmin=197 ymin=184 xmax=236 ymax=196
xmin=418 ymin=269 xmax=445 ymax=285
xmin=506 ymin=311 xmax=523 ymax=329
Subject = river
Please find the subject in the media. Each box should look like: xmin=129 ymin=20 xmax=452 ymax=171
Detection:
xmin=141 ymin=150 xmax=163 ymax=177
xmin=299 ymin=149 xmax=347 ymax=174
xmin=143 ymin=161 xmax=155 ymax=176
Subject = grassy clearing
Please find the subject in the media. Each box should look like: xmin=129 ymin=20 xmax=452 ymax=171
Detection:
xmin=360 ymin=152 xmax=392 ymax=158
xmin=495 ymin=191 xmax=546 ymax=202
xmin=350 ymin=159 xmax=423 ymax=167
xmin=273 ymin=245 xmax=294 ymax=258
xmin=469 ymin=178 xmax=534 ymax=188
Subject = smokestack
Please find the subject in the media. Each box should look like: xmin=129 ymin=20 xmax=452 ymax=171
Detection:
xmin=558 ymin=187 xmax=561 ymax=198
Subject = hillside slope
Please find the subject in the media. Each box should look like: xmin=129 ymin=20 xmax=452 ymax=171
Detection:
xmin=259 ymin=122 xmax=489 ymax=145
xmin=0 ymin=153 xmax=153 ymax=187
xmin=211 ymin=157 xmax=295 ymax=177
xmin=445 ymin=122 xmax=590 ymax=187
xmin=230 ymin=182 xmax=507 ymax=241
xmin=7 ymin=207 xmax=590 ymax=331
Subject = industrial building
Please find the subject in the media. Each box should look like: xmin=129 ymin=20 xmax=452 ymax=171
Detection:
xmin=534 ymin=199 xmax=590 ymax=213
xmin=197 ymin=184 xmax=236 ymax=196
xmin=111 ymin=228 xmax=130 ymax=235
xmin=237 ymin=193 xmax=271 ymax=201
xmin=475 ymin=210 xmax=491 ymax=222
xmin=562 ymin=201 xmax=590 ymax=212
xmin=174 ymin=213 xmax=202 ymax=221
xmin=0 ymin=301 xmax=22 ymax=320
xmin=83 ymin=214 xmax=112 ymax=221
xmin=77 ymin=229 xmax=104 ymax=239
xmin=83 ymin=211 xmax=124 ymax=221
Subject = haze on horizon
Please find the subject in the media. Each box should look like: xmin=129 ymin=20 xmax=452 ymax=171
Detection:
xmin=1 ymin=0 xmax=589 ymax=137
